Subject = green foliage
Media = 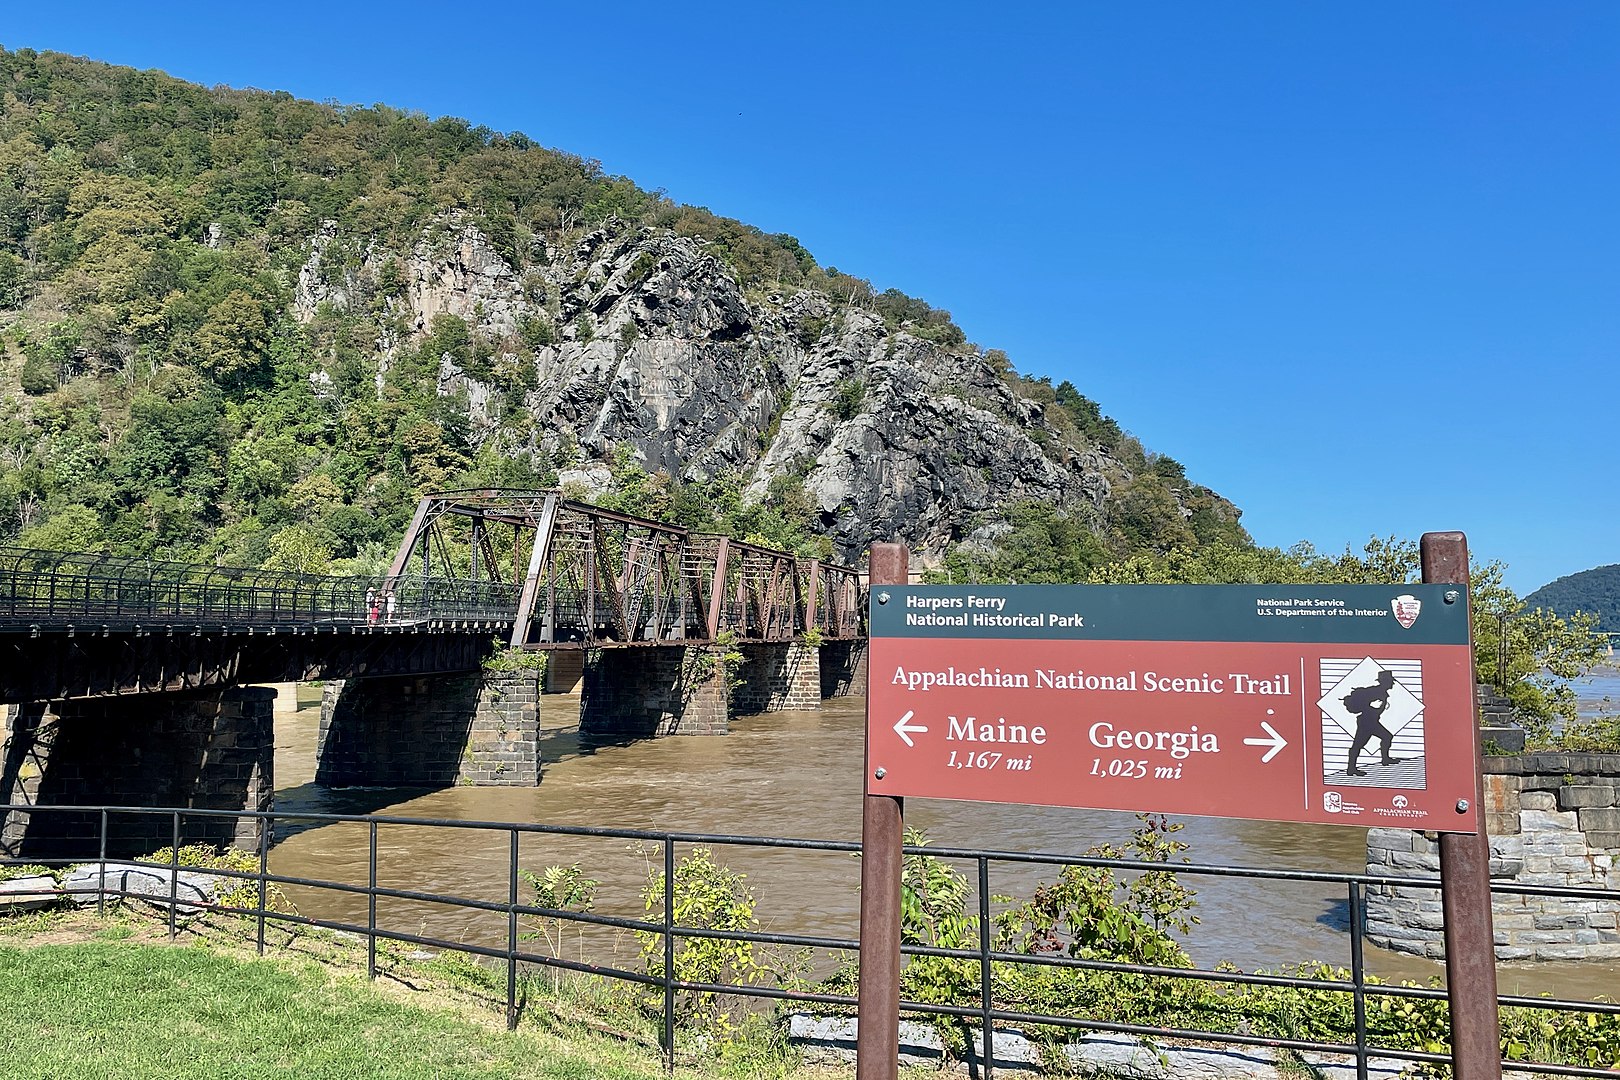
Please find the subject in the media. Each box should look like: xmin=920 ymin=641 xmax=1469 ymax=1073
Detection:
xmin=19 ymin=352 xmax=56 ymax=394
xmin=260 ymin=523 xmax=334 ymax=575
xmin=17 ymin=503 xmax=102 ymax=551
xmin=1466 ymin=560 xmax=1609 ymax=743
xmin=1525 ymin=563 xmax=1620 ymax=633
xmin=934 ymin=501 xmax=1107 ymax=584
xmin=0 ymin=46 xmax=971 ymax=561
xmin=1052 ymin=378 xmax=1125 ymax=451
xmin=639 ymin=846 xmax=765 ymax=1033
xmin=1549 ymin=712 xmax=1620 ymax=753
xmin=141 ymin=844 xmax=286 ymax=912
xmin=993 ymin=815 xmax=1197 ymax=968
xmin=518 ymin=312 xmax=556 ymax=348
xmin=837 ymin=817 xmax=1201 ymax=1031
xmin=0 ymin=43 xmax=1261 ymax=587
xmin=684 ymin=630 xmax=745 ymax=694
xmin=793 ymin=314 xmax=828 ymax=349
xmin=482 ymin=645 xmax=548 ymax=674
xmin=519 ymin=863 xmax=598 ymax=988
xmin=830 ymin=378 xmax=865 ymax=421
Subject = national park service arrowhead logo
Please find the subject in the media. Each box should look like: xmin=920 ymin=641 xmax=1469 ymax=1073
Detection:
xmin=1391 ymin=594 xmax=1422 ymax=629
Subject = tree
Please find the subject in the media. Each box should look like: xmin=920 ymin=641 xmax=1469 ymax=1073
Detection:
xmin=936 ymin=502 xmax=1107 ymax=585
xmin=17 ymin=503 xmax=102 ymax=551
xmin=194 ymin=289 xmax=273 ymax=388
xmin=1468 ymin=561 xmax=1607 ymax=742
xmin=261 ymin=523 xmax=333 ymax=575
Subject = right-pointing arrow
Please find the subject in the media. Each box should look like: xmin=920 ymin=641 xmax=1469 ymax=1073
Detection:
xmin=1243 ymin=720 xmax=1288 ymax=764
xmin=893 ymin=710 xmax=928 ymax=748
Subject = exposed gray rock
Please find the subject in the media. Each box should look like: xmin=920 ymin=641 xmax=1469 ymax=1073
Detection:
xmin=291 ymin=215 xmax=1238 ymax=564
xmin=784 ymin=1014 xmax=1408 ymax=1078
xmin=62 ymin=862 xmax=224 ymax=914
xmin=404 ymin=214 xmax=526 ymax=341
xmin=0 ymin=873 xmax=59 ymax=912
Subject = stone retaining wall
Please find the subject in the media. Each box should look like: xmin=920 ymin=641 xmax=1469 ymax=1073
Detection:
xmin=1366 ymin=752 xmax=1620 ymax=962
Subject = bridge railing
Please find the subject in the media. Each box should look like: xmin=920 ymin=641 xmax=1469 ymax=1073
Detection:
xmin=0 ymin=547 xmax=516 ymax=630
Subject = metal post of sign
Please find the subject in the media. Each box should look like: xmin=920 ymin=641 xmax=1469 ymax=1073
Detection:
xmin=856 ymin=543 xmax=908 ymax=1080
xmin=1422 ymin=531 xmax=1502 ymax=1080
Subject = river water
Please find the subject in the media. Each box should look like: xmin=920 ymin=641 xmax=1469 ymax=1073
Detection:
xmin=266 ymin=684 xmax=1615 ymax=1000
xmin=1572 ymin=663 xmax=1620 ymax=719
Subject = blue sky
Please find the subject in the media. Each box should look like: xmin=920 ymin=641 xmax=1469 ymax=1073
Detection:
xmin=5 ymin=3 xmax=1616 ymax=595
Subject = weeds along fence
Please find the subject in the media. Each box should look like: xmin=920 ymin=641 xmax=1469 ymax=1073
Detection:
xmin=4 ymin=802 xmax=1620 ymax=1079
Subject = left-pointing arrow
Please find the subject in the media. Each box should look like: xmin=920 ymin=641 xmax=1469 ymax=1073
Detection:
xmin=893 ymin=710 xmax=928 ymax=748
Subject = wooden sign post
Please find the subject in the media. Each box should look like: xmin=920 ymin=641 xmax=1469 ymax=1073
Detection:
xmin=856 ymin=542 xmax=907 ymax=1080
xmin=1425 ymin=532 xmax=1503 ymax=1080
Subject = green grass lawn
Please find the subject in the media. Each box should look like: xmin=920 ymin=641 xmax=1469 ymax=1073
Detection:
xmin=0 ymin=938 xmax=668 ymax=1080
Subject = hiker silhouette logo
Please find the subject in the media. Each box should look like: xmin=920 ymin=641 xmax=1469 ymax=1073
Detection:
xmin=1318 ymin=657 xmax=1427 ymax=790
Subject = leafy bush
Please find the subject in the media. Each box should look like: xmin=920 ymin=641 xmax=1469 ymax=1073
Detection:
xmin=639 ymin=846 xmax=766 ymax=1034
xmin=519 ymin=863 xmax=598 ymax=989
xmin=142 ymin=844 xmax=287 ymax=913
xmin=482 ymin=645 xmax=548 ymax=675
xmin=831 ymin=379 xmax=865 ymax=421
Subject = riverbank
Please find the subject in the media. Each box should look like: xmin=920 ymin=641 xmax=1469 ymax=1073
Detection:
xmin=0 ymin=906 xmax=875 ymax=1080
xmin=6 ymin=891 xmax=1619 ymax=1078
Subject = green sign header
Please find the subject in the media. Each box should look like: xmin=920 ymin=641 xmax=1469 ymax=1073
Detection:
xmin=869 ymin=584 xmax=1470 ymax=646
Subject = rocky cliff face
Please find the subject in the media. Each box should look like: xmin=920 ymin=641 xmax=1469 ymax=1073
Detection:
xmin=293 ymin=215 xmax=1225 ymax=564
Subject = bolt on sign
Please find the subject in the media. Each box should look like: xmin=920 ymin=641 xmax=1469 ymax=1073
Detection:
xmin=867 ymin=584 xmax=1479 ymax=831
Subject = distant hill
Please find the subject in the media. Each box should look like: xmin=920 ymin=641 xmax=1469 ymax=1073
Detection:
xmin=1525 ymin=565 xmax=1620 ymax=633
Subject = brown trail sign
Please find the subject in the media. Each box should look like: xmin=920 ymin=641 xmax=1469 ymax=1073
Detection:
xmin=855 ymin=533 xmax=1500 ymax=1080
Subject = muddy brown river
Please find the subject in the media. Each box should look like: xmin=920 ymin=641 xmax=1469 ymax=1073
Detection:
xmin=265 ymin=684 xmax=1613 ymax=1000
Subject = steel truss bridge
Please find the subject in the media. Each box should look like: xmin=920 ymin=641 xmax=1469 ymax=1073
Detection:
xmin=389 ymin=489 xmax=863 ymax=647
xmin=0 ymin=489 xmax=864 ymax=699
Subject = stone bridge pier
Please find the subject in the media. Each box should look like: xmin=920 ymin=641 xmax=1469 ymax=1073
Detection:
xmin=579 ymin=646 xmax=730 ymax=737
xmin=578 ymin=639 xmax=869 ymax=739
xmin=314 ymin=639 xmax=868 ymax=785
xmin=1 ymin=686 xmax=274 ymax=860
xmin=317 ymin=671 xmax=543 ymax=786
xmin=818 ymin=639 xmax=868 ymax=698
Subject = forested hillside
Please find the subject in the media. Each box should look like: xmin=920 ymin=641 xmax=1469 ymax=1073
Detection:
xmin=0 ymin=46 xmax=1246 ymax=575
xmin=1526 ymin=565 xmax=1620 ymax=634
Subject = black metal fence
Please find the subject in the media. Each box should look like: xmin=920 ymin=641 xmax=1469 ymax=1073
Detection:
xmin=3 ymin=802 xmax=1618 ymax=1078
xmin=0 ymin=547 xmax=519 ymax=631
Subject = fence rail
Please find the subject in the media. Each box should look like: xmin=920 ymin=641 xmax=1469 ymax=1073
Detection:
xmin=3 ymin=802 xmax=1618 ymax=1078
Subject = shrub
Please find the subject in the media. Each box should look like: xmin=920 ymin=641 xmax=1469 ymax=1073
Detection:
xmin=831 ymin=379 xmax=864 ymax=420
xmin=639 ymin=846 xmax=765 ymax=1033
